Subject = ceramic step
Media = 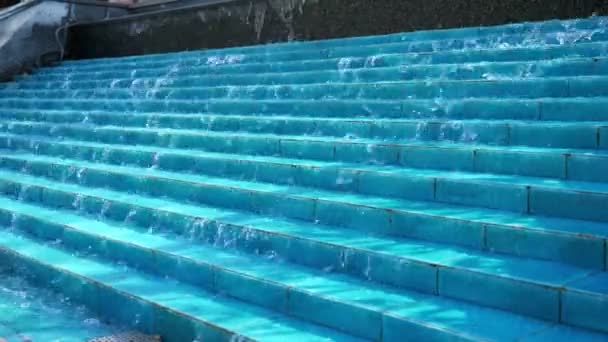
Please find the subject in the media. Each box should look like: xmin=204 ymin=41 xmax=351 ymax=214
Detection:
xmin=0 ymin=111 xmax=605 ymax=149
xmin=6 ymin=76 xmax=608 ymax=102
xmin=2 ymin=123 xmax=608 ymax=183
xmin=12 ymin=56 xmax=608 ymax=89
xmin=18 ymin=51 xmax=608 ymax=86
xmin=1 ymin=97 xmax=608 ymax=122
xmin=3 ymin=147 xmax=608 ymax=244
xmin=17 ymin=43 xmax=608 ymax=90
xmin=19 ymin=53 xmax=608 ymax=86
xmin=1 ymin=197 xmax=607 ymax=341
xmin=0 ymin=168 xmax=605 ymax=326
xmin=0 ymin=139 xmax=606 ymax=269
xmin=47 ymin=16 xmax=608 ymax=73
xmin=4 ymin=131 xmax=608 ymax=221
xmin=0 ymin=229 xmax=363 ymax=342
xmin=0 ymin=271 xmax=117 ymax=341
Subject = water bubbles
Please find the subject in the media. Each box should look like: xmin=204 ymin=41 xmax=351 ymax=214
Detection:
xmin=264 ymin=250 xmax=279 ymax=261
xmin=146 ymin=77 xmax=172 ymax=100
xmin=226 ymin=85 xmax=239 ymax=99
xmin=98 ymin=199 xmax=111 ymax=219
xmin=241 ymin=226 xmax=258 ymax=243
xmin=124 ymin=208 xmax=137 ymax=224
xmin=76 ymin=167 xmax=85 ymax=183
xmin=185 ymin=217 xmax=208 ymax=241
xmin=339 ymin=250 xmax=348 ymax=270
xmin=364 ymin=55 xmax=382 ymax=68
xmin=481 ymin=73 xmax=504 ymax=81
xmin=459 ymin=125 xmax=479 ymax=143
xmin=130 ymin=78 xmax=144 ymax=90
xmin=205 ymin=54 xmax=246 ymax=67
xmin=431 ymin=40 xmax=441 ymax=52
xmin=100 ymin=148 xmax=111 ymax=162
xmin=9 ymin=212 xmax=18 ymax=229
xmin=109 ymin=79 xmax=121 ymax=89
xmin=337 ymin=57 xmax=354 ymax=70
xmin=72 ymin=194 xmax=84 ymax=210
xmin=363 ymin=255 xmax=372 ymax=280
xmin=335 ymin=171 xmax=354 ymax=186
xmin=81 ymin=114 xmax=91 ymax=125
xmin=145 ymin=116 xmax=159 ymax=128
xmin=15 ymin=183 xmax=29 ymax=201
xmin=520 ymin=63 xmax=536 ymax=78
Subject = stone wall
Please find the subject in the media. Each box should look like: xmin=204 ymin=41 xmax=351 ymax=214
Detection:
xmin=68 ymin=0 xmax=608 ymax=59
xmin=0 ymin=1 xmax=70 ymax=81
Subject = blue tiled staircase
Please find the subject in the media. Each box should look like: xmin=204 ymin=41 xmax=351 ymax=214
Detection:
xmin=0 ymin=16 xmax=608 ymax=342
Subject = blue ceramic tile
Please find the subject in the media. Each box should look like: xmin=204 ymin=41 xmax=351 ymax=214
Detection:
xmin=599 ymin=127 xmax=608 ymax=149
xmin=315 ymin=200 xmax=391 ymax=234
xmin=382 ymin=314 xmax=470 ymax=342
xmin=153 ymin=306 xmax=199 ymax=342
xmin=400 ymin=146 xmax=474 ymax=171
xmin=530 ymin=188 xmax=608 ymax=222
xmin=280 ymin=140 xmax=335 ymax=160
xmin=288 ymin=289 xmax=382 ymax=340
xmin=358 ymin=171 xmax=434 ymax=201
xmin=510 ymin=123 xmax=599 ymax=149
xmin=335 ymin=143 xmax=400 ymax=164
xmin=343 ymin=248 xmax=437 ymax=293
xmin=541 ymin=99 xmax=608 ymax=121
xmin=569 ymin=77 xmax=608 ymax=97
xmin=474 ymin=149 xmax=566 ymax=178
xmin=250 ymin=192 xmax=316 ymax=221
xmin=215 ymin=270 xmax=288 ymax=313
xmin=438 ymin=268 xmax=559 ymax=321
xmin=390 ymin=211 xmax=484 ymax=249
xmin=436 ymin=178 xmax=527 ymax=213
xmin=562 ymin=290 xmax=608 ymax=334
xmin=568 ymin=154 xmax=608 ymax=182
xmin=284 ymin=237 xmax=342 ymax=270
xmin=485 ymin=225 xmax=605 ymax=270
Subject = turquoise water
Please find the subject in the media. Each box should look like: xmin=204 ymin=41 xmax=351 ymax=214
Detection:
xmin=0 ymin=271 xmax=117 ymax=342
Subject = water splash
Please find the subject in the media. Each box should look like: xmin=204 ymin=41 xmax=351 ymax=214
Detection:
xmin=205 ymin=54 xmax=246 ymax=67
xmin=185 ymin=217 xmax=208 ymax=241
xmin=123 ymin=208 xmax=138 ymax=224
xmin=9 ymin=212 xmax=18 ymax=229
xmin=76 ymin=167 xmax=85 ymax=184
xmin=72 ymin=193 xmax=84 ymax=210
xmin=364 ymin=55 xmax=382 ymax=68
xmin=414 ymin=121 xmax=428 ymax=140
xmin=109 ymin=79 xmax=121 ymax=89
xmin=212 ymin=223 xmax=237 ymax=249
xmin=363 ymin=255 xmax=372 ymax=280
xmin=459 ymin=124 xmax=479 ymax=143
xmin=150 ymin=152 xmax=160 ymax=169
xmin=337 ymin=57 xmax=354 ymax=70
xmin=98 ymin=199 xmax=111 ymax=219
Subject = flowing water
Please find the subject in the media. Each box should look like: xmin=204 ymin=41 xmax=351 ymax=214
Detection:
xmin=0 ymin=272 xmax=117 ymax=342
